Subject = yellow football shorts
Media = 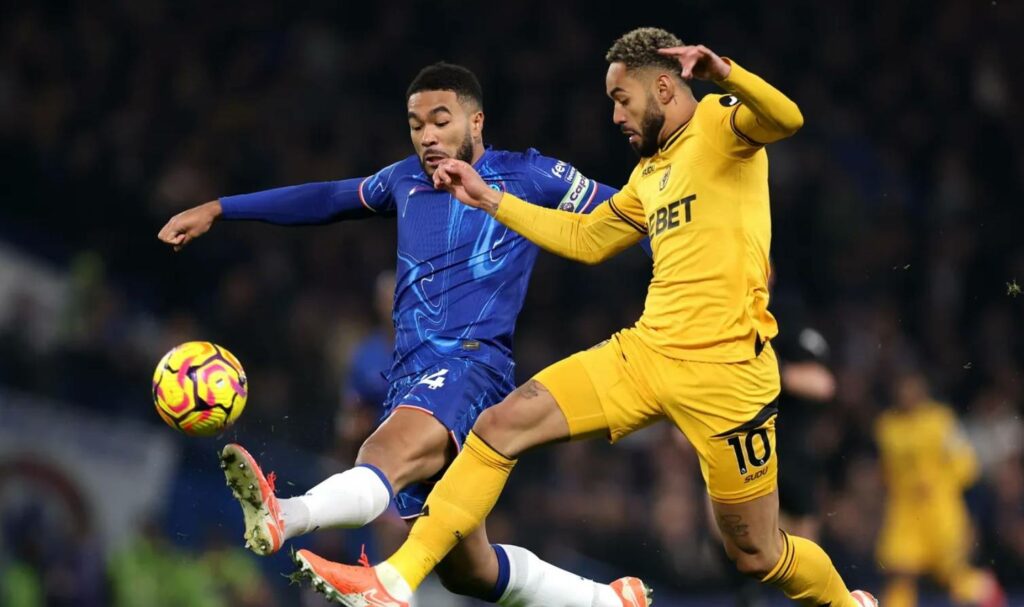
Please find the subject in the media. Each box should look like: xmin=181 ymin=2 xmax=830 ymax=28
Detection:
xmin=534 ymin=327 xmax=781 ymax=504
xmin=877 ymin=500 xmax=972 ymax=579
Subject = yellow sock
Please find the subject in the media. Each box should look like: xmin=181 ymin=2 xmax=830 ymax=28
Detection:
xmin=883 ymin=576 xmax=917 ymax=607
xmin=762 ymin=531 xmax=859 ymax=607
xmin=386 ymin=431 xmax=516 ymax=590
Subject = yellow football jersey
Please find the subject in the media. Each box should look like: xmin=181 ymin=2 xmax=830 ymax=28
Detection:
xmin=876 ymin=401 xmax=978 ymax=504
xmin=494 ymin=61 xmax=800 ymax=362
xmin=876 ymin=400 xmax=979 ymax=577
xmin=606 ymin=93 xmax=777 ymax=362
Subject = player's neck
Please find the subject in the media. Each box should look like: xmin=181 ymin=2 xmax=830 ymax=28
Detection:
xmin=470 ymin=142 xmax=486 ymax=165
xmin=657 ymin=98 xmax=697 ymax=148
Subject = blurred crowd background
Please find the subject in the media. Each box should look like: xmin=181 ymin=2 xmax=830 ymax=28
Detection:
xmin=2 ymin=0 xmax=1023 ymax=605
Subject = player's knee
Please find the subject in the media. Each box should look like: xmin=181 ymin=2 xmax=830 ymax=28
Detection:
xmin=473 ymin=401 xmax=523 ymax=456
xmin=355 ymin=434 xmax=445 ymax=491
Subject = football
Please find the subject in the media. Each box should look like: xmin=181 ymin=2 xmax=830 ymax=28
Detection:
xmin=152 ymin=341 xmax=248 ymax=436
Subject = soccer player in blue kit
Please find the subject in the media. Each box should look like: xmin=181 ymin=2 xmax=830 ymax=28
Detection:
xmin=158 ymin=62 xmax=650 ymax=607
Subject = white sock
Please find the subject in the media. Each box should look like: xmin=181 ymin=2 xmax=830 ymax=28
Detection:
xmin=279 ymin=464 xmax=392 ymax=541
xmin=496 ymin=544 xmax=622 ymax=607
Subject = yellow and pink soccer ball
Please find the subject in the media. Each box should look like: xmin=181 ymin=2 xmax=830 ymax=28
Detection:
xmin=152 ymin=341 xmax=248 ymax=436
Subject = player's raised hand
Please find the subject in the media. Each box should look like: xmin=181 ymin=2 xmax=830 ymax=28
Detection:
xmin=158 ymin=200 xmax=222 ymax=252
xmin=657 ymin=44 xmax=732 ymax=81
xmin=432 ymin=159 xmax=503 ymax=214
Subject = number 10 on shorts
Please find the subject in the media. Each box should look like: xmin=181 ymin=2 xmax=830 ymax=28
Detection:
xmin=726 ymin=428 xmax=772 ymax=477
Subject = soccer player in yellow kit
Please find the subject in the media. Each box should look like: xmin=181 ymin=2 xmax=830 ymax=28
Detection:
xmin=290 ymin=28 xmax=878 ymax=607
xmin=876 ymin=372 xmax=1005 ymax=607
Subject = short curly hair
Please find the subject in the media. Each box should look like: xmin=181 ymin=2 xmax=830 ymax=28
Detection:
xmin=407 ymin=62 xmax=483 ymax=110
xmin=605 ymin=27 xmax=684 ymax=76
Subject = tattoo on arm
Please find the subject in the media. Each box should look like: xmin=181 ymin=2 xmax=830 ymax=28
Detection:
xmin=717 ymin=514 xmax=750 ymax=538
xmin=516 ymin=380 xmax=547 ymax=400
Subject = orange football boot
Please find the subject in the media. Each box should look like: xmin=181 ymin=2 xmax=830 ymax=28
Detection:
xmin=611 ymin=576 xmax=654 ymax=606
xmin=219 ymin=443 xmax=285 ymax=556
xmin=851 ymin=589 xmax=879 ymax=606
xmin=294 ymin=548 xmax=409 ymax=607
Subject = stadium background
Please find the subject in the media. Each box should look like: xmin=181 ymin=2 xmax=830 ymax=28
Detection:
xmin=2 ymin=0 xmax=1023 ymax=605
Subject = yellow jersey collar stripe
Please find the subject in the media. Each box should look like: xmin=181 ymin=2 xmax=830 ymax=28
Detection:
xmin=659 ymin=119 xmax=691 ymax=153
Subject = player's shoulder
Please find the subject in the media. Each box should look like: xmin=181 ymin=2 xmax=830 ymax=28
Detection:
xmin=389 ymin=154 xmax=425 ymax=175
xmin=491 ymin=147 xmax=582 ymax=186
xmin=489 ymin=147 xmax=566 ymax=172
xmin=365 ymin=154 xmax=422 ymax=183
xmin=876 ymin=407 xmax=914 ymax=438
xmin=921 ymin=400 xmax=956 ymax=422
xmin=876 ymin=409 xmax=898 ymax=430
xmin=694 ymin=93 xmax=741 ymax=124
xmin=701 ymin=93 xmax=743 ymax=111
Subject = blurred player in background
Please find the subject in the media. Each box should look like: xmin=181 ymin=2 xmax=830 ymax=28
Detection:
xmin=336 ymin=271 xmax=397 ymax=465
xmin=293 ymin=28 xmax=877 ymax=607
xmin=159 ymin=62 xmax=648 ymax=606
xmin=875 ymin=371 xmax=1006 ymax=607
xmin=772 ymin=285 xmax=836 ymax=542
xmin=331 ymin=270 xmax=398 ymax=564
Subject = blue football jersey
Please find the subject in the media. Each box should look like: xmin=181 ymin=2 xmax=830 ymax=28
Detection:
xmin=221 ymin=148 xmax=617 ymax=382
xmin=358 ymin=149 xmax=614 ymax=380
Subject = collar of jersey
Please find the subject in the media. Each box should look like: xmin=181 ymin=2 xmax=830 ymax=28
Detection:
xmin=474 ymin=146 xmax=493 ymax=170
xmin=658 ymin=119 xmax=691 ymax=154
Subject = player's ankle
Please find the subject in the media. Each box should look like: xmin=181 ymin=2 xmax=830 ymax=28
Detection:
xmin=278 ymin=496 xmax=312 ymax=540
xmin=376 ymin=561 xmax=414 ymax=600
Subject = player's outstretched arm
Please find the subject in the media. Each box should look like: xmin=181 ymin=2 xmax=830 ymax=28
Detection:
xmin=158 ymin=199 xmax=222 ymax=252
xmin=659 ymin=45 xmax=803 ymax=144
xmin=157 ymin=178 xmax=383 ymax=252
xmin=434 ymin=159 xmax=643 ymax=265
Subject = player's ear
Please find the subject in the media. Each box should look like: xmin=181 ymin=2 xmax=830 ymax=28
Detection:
xmin=655 ymin=73 xmax=675 ymax=105
xmin=471 ymin=110 xmax=484 ymax=139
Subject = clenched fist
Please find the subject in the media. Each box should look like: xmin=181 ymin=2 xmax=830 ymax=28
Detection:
xmin=158 ymin=200 xmax=222 ymax=252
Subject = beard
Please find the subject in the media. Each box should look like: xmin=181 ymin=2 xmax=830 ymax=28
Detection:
xmin=630 ymin=97 xmax=666 ymax=158
xmin=420 ymin=128 xmax=476 ymax=174
xmin=455 ymin=131 xmax=474 ymax=163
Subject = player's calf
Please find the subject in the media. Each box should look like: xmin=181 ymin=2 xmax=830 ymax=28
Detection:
xmin=712 ymin=493 xmax=875 ymax=606
xmin=726 ymin=543 xmax=783 ymax=579
xmin=435 ymin=560 xmax=496 ymax=599
xmin=713 ymin=503 xmax=784 ymax=579
xmin=432 ymin=525 xmax=501 ymax=599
